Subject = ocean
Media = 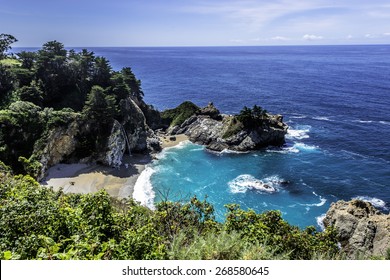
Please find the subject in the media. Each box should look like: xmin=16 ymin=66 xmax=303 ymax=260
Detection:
xmin=24 ymin=45 xmax=390 ymax=228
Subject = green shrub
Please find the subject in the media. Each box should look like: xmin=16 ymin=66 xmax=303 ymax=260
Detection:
xmin=222 ymin=116 xmax=244 ymax=139
xmin=161 ymin=101 xmax=199 ymax=127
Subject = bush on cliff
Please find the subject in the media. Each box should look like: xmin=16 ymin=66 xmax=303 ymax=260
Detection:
xmin=161 ymin=101 xmax=199 ymax=127
xmin=237 ymin=105 xmax=268 ymax=129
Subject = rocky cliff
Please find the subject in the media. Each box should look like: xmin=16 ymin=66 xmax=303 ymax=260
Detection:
xmin=323 ymin=199 xmax=390 ymax=258
xmin=35 ymin=97 xmax=161 ymax=180
xmin=167 ymin=103 xmax=288 ymax=152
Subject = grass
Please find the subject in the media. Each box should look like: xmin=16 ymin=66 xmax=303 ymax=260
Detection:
xmin=0 ymin=58 xmax=21 ymax=67
xmin=222 ymin=116 xmax=244 ymax=139
xmin=161 ymin=101 xmax=199 ymax=127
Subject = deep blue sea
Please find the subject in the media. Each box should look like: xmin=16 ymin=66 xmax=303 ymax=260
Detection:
xmin=20 ymin=45 xmax=390 ymax=228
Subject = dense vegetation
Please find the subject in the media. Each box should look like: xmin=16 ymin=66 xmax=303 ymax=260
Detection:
xmin=236 ymin=105 xmax=268 ymax=128
xmin=221 ymin=105 xmax=269 ymax=139
xmin=0 ymin=34 xmax=151 ymax=175
xmin=160 ymin=101 xmax=200 ymax=127
xmin=0 ymin=167 xmax=342 ymax=260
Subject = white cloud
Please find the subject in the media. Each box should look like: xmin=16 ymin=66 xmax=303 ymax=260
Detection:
xmin=178 ymin=1 xmax=390 ymax=45
xmin=383 ymin=32 xmax=390 ymax=36
xmin=230 ymin=39 xmax=244 ymax=43
xmin=271 ymin=36 xmax=290 ymax=41
xmin=303 ymin=34 xmax=323 ymax=40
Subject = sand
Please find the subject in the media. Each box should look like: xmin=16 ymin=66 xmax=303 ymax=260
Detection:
xmin=159 ymin=134 xmax=189 ymax=148
xmin=41 ymin=154 xmax=150 ymax=199
xmin=41 ymin=134 xmax=189 ymax=199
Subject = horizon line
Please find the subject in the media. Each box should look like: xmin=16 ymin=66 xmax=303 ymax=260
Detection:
xmin=12 ymin=43 xmax=390 ymax=49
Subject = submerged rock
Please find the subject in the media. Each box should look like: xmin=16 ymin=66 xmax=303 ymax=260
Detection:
xmin=323 ymin=199 xmax=390 ymax=258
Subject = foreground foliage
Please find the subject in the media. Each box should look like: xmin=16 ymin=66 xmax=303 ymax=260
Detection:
xmin=0 ymin=170 xmax=343 ymax=260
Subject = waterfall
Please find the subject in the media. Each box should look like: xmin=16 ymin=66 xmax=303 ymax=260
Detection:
xmin=120 ymin=124 xmax=132 ymax=156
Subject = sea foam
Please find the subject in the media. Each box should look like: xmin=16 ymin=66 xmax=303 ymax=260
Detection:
xmin=352 ymin=196 xmax=388 ymax=210
xmin=293 ymin=142 xmax=319 ymax=152
xmin=300 ymin=192 xmax=327 ymax=207
xmin=133 ymin=166 xmax=156 ymax=210
xmin=286 ymin=125 xmax=311 ymax=140
xmin=312 ymin=116 xmax=332 ymax=121
xmin=228 ymin=174 xmax=282 ymax=194
xmin=316 ymin=213 xmax=327 ymax=231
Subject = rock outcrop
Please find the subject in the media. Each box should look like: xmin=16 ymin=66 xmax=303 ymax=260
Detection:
xmin=104 ymin=120 xmax=128 ymax=168
xmin=167 ymin=103 xmax=288 ymax=152
xmin=36 ymin=96 xmax=161 ymax=178
xmin=37 ymin=121 xmax=79 ymax=179
xmin=323 ymin=199 xmax=390 ymax=258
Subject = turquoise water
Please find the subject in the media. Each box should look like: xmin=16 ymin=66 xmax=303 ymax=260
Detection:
xmin=134 ymin=134 xmax=329 ymax=228
xmin=136 ymin=123 xmax=388 ymax=228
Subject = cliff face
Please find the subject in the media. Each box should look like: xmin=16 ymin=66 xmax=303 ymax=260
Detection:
xmin=323 ymin=199 xmax=390 ymax=258
xmin=167 ymin=103 xmax=288 ymax=152
xmin=35 ymin=97 xmax=161 ymax=179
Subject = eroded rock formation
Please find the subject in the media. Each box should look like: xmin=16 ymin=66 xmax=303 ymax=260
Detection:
xmin=167 ymin=103 xmax=288 ymax=152
xmin=323 ymin=199 xmax=390 ymax=258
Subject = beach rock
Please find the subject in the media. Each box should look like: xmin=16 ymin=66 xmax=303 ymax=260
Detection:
xmin=146 ymin=129 xmax=161 ymax=152
xmin=196 ymin=102 xmax=221 ymax=120
xmin=323 ymin=199 xmax=390 ymax=258
xmin=120 ymin=97 xmax=148 ymax=152
xmin=116 ymin=97 xmax=162 ymax=153
xmin=168 ymin=105 xmax=288 ymax=152
xmin=104 ymin=120 xmax=127 ymax=168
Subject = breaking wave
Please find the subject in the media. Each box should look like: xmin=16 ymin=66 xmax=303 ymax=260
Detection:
xmin=228 ymin=174 xmax=284 ymax=194
xmin=133 ymin=166 xmax=156 ymax=210
xmin=352 ymin=196 xmax=388 ymax=211
xmin=316 ymin=213 xmax=327 ymax=231
xmin=286 ymin=125 xmax=311 ymax=140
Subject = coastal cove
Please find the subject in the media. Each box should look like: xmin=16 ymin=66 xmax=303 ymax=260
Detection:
xmin=40 ymin=135 xmax=189 ymax=199
xmin=34 ymin=45 xmax=390 ymax=230
xmin=87 ymin=45 xmax=390 ymax=229
xmin=3 ymin=41 xmax=390 ymax=259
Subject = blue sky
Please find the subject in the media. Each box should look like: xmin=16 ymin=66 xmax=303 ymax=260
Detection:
xmin=1 ymin=0 xmax=390 ymax=46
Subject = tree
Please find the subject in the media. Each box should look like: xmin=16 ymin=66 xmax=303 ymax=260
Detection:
xmin=236 ymin=105 xmax=268 ymax=128
xmin=92 ymin=56 xmax=112 ymax=88
xmin=0 ymin=34 xmax=17 ymax=59
xmin=0 ymin=64 xmax=14 ymax=106
xmin=36 ymin=41 xmax=69 ymax=107
xmin=18 ymin=81 xmax=44 ymax=107
xmin=17 ymin=51 xmax=36 ymax=69
xmin=121 ymin=67 xmax=143 ymax=99
xmin=83 ymin=85 xmax=117 ymax=122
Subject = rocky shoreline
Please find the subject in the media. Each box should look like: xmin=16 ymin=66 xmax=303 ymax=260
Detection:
xmin=166 ymin=103 xmax=288 ymax=152
xmin=324 ymin=199 xmax=390 ymax=258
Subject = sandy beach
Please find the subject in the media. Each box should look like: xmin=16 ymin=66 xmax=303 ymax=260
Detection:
xmin=41 ymin=154 xmax=150 ymax=199
xmin=159 ymin=134 xmax=189 ymax=148
xmin=41 ymin=134 xmax=189 ymax=199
